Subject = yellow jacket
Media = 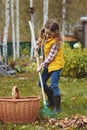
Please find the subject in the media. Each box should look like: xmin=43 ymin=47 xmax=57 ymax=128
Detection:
xmin=44 ymin=38 xmax=65 ymax=72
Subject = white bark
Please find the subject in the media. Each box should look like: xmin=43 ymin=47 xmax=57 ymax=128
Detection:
xmin=3 ymin=0 xmax=10 ymax=57
xmin=62 ymin=0 xmax=66 ymax=39
xmin=43 ymin=0 xmax=49 ymax=25
xmin=29 ymin=0 xmax=34 ymax=61
xmin=30 ymin=0 xmax=33 ymax=7
xmin=11 ymin=0 xmax=16 ymax=61
xmin=30 ymin=15 xmax=34 ymax=61
xmin=16 ymin=0 xmax=20 ymax=58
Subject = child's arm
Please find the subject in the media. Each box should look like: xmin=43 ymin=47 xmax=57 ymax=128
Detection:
xmin=41 ymin=43 xmax=59 ymax=66
xmin=34 ymin=28 xmax=45 ymax=57
xmin=37 ymin=43 xmax=59 ymax=72
xmin=34 ymin=37 xmax=43 ymax=57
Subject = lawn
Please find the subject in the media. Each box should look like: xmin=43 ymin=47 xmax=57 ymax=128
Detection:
xmin=0 ymin=71 xmax=87 ymax=130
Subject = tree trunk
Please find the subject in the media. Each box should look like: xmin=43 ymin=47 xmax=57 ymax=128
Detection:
xmin=3 ymin=0 xmax=10 ymax=57
xmin=62 ymin=0 xmax=66 ymax=41
xmin=16 ymin=0 xmax=20 ymax=58
xmin=30 ymin=0 xmax=34 ymax=61
xmin=43 ymin=0 xmax=49 ymax=25
xmin=11 ymin=0 xmax=16 ymax=61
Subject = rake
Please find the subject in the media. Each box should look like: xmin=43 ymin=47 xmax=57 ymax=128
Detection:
xmin=29 ymin=21 xmax=54 ymax=118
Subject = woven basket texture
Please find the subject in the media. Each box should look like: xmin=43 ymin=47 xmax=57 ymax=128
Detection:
xmin=0 ymin=96 xmax=40 ymax=124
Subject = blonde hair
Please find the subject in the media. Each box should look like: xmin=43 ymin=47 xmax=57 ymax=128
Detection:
xmin=44 ymin=19 xmax=62 ymax=47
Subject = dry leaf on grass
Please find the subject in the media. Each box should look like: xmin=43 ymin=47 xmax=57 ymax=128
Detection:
xmin=48 ymin=114 xmax=87 ymax=129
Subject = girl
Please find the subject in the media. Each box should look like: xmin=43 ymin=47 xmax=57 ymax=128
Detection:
xmin=34 ymin=19 xmax=65 ymax=113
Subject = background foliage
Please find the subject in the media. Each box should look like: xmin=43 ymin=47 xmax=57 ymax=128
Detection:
xmin=62 ymin=43 xmax=87 ymax=78
xmin=0 ymin=0 xmax=87 ymax=41
xmin=9 ymin=42 xmax=87 ymax=78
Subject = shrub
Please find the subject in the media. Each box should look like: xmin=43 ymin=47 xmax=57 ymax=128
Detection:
xmin=14 ymin=57 xmax=37 ymax=73
xmin=62 ymin=43 xmax=87 ymax=78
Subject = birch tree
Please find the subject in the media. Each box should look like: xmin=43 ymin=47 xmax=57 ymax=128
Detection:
xmin=43 ymin=0 xmax=49 ymax=25
xmin=39 ymin=0 xmax=49 ymax=56
xmin=16 ymin=0 xmax=20 ymax=58
xmin=62 ymin=0 xmax=66 ymax=41
xmin=11 ymin=0 xmax=16 ymax=61
xmin=30 ymin=0 xmax=34 ymax=61
xmin=3 ymin=0 xmax=10 ymax=57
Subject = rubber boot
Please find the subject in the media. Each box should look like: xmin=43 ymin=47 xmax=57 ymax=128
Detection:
xmin=45 ymin=89 xmax=54 ymax=107
xmin=53 ymin=96 xmax=61 ymax=113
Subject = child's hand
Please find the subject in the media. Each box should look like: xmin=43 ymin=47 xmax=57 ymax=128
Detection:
xmin=34 ymin=50 xmax=39 ymax=58
xmin=40 ymin=27 xmax=45 ymax=38
xmin=37 ymin=65 xmax=42 ymax=72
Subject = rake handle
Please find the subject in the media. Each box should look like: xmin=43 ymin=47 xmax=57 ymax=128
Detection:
xmin=36 ymin=57 xmax=46 ymax=104
xmin=29 ymin=21 xmax=46 ymax=105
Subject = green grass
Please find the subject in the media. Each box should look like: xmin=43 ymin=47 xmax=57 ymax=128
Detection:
xmin=59 ymin=77 xmax=87 ymax=117
xmin=0 ymin=72 xmax=87 ymax=130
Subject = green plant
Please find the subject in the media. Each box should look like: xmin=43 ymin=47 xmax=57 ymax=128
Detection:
xmin=62 ymin=43 xmax=87 ymax=78
xmin=23 ymin=62 xmax=37 ymax=73
xmin=14 ymin=58 xmax=37 ymax=73
xmin=20 ymin=45 xmax=30 ymax=56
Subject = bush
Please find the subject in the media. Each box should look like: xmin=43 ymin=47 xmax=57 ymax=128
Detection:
xmin=62 ymin=43 xmax=87 ymax=78
xmin=14 ymin=56 xmax=37 ymax=73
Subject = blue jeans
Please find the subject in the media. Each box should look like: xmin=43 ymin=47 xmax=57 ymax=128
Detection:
xmin=38 ymin=67 xmax=61 ymax=96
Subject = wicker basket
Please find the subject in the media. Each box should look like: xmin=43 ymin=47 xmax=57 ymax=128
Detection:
xmin=0 ymin=96 xmax=40 ymax=124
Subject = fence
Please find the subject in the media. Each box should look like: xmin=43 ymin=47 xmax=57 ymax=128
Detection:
xmin=0 ymin=42 xmax=31 ymax=57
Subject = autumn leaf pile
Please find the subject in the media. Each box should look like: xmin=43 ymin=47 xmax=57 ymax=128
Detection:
xmin=48 ymin=114 xmax=87 ymax=129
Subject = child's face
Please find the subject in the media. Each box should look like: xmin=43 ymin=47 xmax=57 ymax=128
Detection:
xmin=44 ymin=28 xmax=55 ymax=39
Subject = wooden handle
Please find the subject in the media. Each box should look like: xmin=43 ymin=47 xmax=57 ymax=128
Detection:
xmin=29 ymin=21 xmax=46 ymax=105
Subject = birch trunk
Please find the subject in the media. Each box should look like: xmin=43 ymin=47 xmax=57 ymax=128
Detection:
xmin=3 ymin=0 xmax=10 ymax=57
xmin=30 ymin=0 xmax=34 ymax=61
xmin=16 ymin=0 xmax=20 ymax=58
xmin=43 ymin=0 xmax=49 ymax=25
xmin=62 ymin=0 xmax=66 ymax=42
xmin=30 ymin=15 xmax=34 ymax=61
xmin=41 ymin=0 xmax=49 ymax=56
xmin=11 ymin=0 xmax=16 ymax=61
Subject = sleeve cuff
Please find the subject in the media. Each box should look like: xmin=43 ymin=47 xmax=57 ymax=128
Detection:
xmin=40 ymin=62 xmax=45 ymax=68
